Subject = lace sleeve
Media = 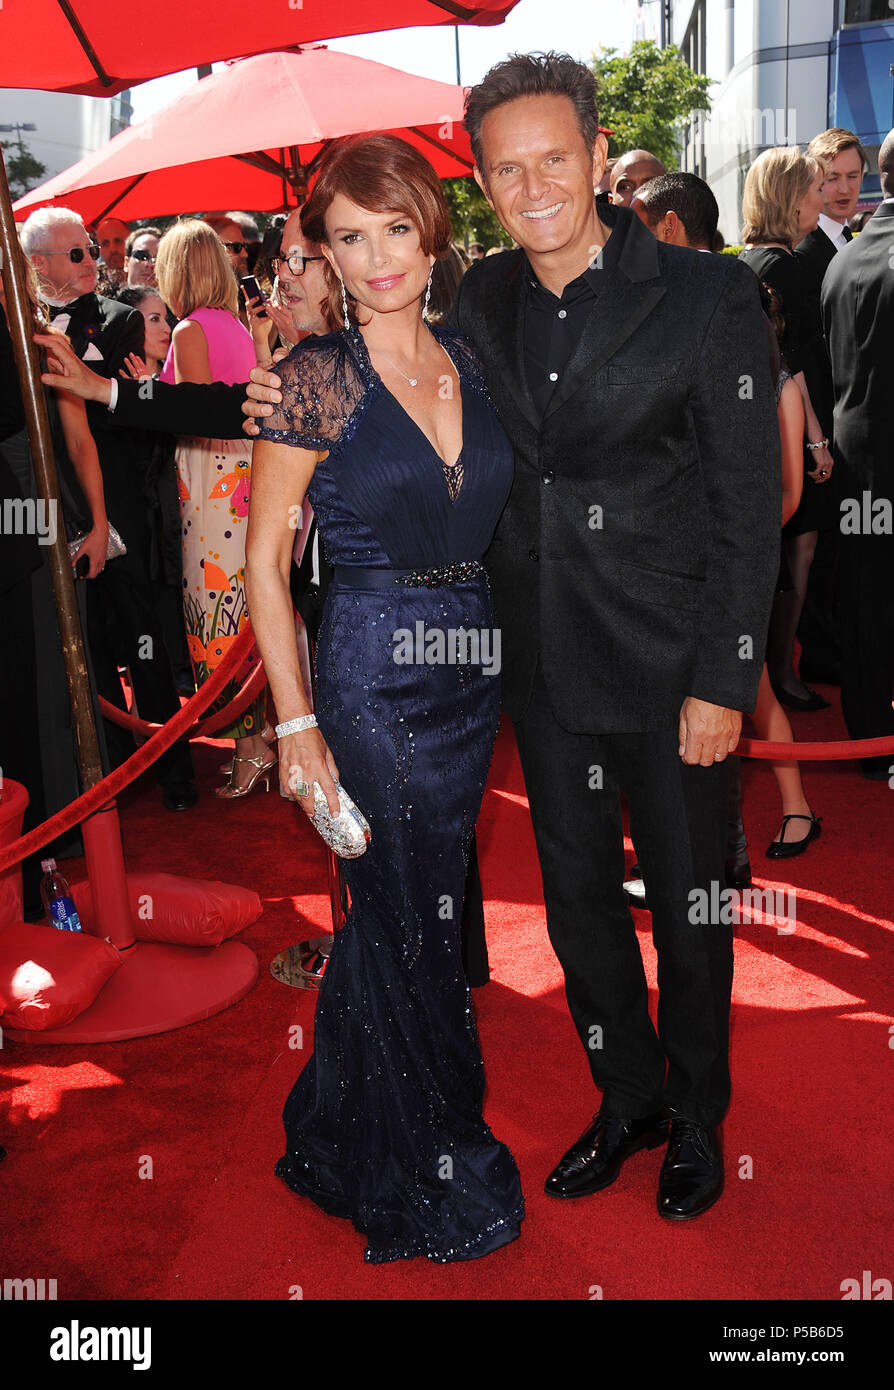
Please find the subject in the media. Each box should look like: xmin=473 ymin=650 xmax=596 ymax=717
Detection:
xmin=256 ymin=333 xmax=367 ymax=450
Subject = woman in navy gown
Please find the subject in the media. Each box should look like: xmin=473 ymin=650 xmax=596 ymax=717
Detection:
xmin=245 ymin=134 xmax=524 ymax=1263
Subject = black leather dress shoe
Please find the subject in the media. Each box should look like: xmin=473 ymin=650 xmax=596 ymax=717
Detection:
xmin=657 ymin=1118 xmax=723 ymax=1220
xmin=162 ymin=779 xmax=199 ymax=812
xmin=622 ymin=863 xmax=648 ymax=910
xmin=771 ymin=682 xmax=830 ymax=712
xmin=724 ymin=851 xmax=752 ymax=888
xmin=545 ymin=1106 xmax=668 ymax=1198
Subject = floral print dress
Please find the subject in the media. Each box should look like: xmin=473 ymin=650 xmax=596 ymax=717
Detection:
xmin=160 ymin=305 xmax=264 ymax=739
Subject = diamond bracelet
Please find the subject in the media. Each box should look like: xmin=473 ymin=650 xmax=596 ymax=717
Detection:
xmin=274 ymin=715 xmax=318 ymax=738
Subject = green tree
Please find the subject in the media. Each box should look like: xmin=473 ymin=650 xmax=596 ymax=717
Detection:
xmin=591 ymin=40 xmax=712 ymax=170
xmin=442 ymin=176 xmax=513 ymax=250
xmin=1 ymin=139 xmax=47 ymax=200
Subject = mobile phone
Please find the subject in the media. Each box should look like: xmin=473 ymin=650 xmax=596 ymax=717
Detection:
xmin=240 ymin=275 xmax=267 ymax=318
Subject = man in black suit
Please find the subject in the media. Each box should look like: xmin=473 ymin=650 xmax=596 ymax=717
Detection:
xmin=447 ymin=55 xmax=779 ymax=1220
xmin=794 ymin=128 xmax=868 ymax=685
xmin=821 ymin=130 xmax=894 ymax=780
xmin=22 ymin=207 xmax=197 ymax=810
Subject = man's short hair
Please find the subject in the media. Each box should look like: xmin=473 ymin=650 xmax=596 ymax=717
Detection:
xmin=125 ymin=224 xmax=162 ymax=255
xmin=20 ymin=206 xmax=85 ymax=258
xmin=464 ymin=51 xmax=598 ymax=176
xmin=807 ymin=127 xmax=869 ymax=174
xmin=634 ymin=172 xmax=719 ymax=249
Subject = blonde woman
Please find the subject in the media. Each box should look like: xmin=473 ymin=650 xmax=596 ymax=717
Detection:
xmin=155 ymin=219 xmax=272 ymax=797
xmin=739 ymin=147 xmax=835 ymax=716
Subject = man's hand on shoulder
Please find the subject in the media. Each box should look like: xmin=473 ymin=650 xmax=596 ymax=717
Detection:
xmin=678 ymin=697 xmax=742 ymax=767
xmin=241 ymin=349 xmax=287 ymax=437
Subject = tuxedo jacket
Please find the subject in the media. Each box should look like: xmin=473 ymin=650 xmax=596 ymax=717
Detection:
xmin=794 ymin=226 xmax=838 ymax=433
xmin=60 ymin=292 xmax=146 ymax=537
xmin=820 ymin=201 xmax=894 ymax=492
xmin=450 ymin=203 xmax=781 ymax=733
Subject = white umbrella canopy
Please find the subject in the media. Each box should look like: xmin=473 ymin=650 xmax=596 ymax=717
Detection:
xmin=13 ymin=47 xmax=476 ymax=222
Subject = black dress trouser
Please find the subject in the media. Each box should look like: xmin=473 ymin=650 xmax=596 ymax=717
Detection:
xmin=86 ymin=557 xmax=194 ymax=790
xmin=839 ymin=526 xmax=894 ymax=768
xmin=513 ymin=661 xmax=733 ymax=1128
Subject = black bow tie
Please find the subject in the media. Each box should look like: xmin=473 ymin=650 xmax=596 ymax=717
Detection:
xmin=47 ymin=302 xmax=76 ymax=321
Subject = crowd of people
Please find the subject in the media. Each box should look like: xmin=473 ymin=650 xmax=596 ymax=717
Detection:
xmin=1 ymin=49 xmax=892 ymax=1265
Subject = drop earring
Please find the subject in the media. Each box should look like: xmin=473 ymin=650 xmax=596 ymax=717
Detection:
xmin=341 ymin=278 xmax=350 ymax=331
xmin=422 ymin=266 xmax=433 ymax=321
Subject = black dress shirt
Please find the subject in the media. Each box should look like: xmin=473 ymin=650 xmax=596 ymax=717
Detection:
xmin=523 ymin=213 xmax=624 ymax=419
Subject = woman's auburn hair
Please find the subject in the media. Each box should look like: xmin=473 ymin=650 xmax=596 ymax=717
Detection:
xmin=300 ymin=134 xmax=453 ymax=329
xmin=155 ymin=218 xmax=239 ymax=318
xmin=741 ymin=147 xmax=824 ymax=247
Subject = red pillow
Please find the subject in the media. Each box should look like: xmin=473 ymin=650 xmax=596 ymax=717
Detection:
xmin=0 ymin=920 xmax=121 ymax=1031
xmin=71 ymin=872 xmax=261 ymax=946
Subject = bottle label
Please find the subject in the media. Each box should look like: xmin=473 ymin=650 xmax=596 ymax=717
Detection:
xmin=49 ymin=896 xmax=83 ymax=933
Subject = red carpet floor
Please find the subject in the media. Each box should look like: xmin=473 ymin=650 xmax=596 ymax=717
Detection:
xmin=2 ymin=693 xmax=892 ymax=1301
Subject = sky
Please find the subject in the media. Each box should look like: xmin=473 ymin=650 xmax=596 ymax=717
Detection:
xmin=128 ymin=0 xmax=660 ymax=123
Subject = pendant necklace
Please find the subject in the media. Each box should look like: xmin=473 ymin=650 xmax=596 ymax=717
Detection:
xmin=375 ymin=336 xmax=429 ymax=387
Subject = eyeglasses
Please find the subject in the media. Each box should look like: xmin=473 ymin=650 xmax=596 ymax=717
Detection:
xmin=38 ymin=244 xmax=101 ymax=263
xmin=271 ymin=252 xmax=324 ymax=276
xmin=129 ymin=249 xmax=157 ymax=263
xmin=222 ymin=241 xmax=247 ymax=254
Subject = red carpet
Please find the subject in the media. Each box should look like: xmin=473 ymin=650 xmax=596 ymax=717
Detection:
xmin=2 ymin=694 xmax=892 ymax=1301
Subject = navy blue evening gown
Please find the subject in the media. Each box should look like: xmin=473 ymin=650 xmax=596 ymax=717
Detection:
xmin=257 ymin=323 xmax=524 ymax=1263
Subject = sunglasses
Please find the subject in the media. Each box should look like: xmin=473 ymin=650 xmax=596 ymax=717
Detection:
xmin=40 ymin=244 xmax=101 ymax=264
xmin=129 ymin=249 xmax=157 ymax=262
xmin=271 ymin=252 xmax=324 ymax=276
xmin=222 ymin=241 xmax=247 ymax=254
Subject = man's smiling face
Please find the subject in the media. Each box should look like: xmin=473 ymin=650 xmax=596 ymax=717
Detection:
xmin=474 ymin=93 xmax=605 ymax=259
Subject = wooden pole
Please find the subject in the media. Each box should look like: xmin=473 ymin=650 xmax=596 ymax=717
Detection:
xmin=0 ymin=146 xmax=104 ymax=789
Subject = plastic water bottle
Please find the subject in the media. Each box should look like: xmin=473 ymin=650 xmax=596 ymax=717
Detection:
xmin=40 ymin=858 xmax=83 ymax=933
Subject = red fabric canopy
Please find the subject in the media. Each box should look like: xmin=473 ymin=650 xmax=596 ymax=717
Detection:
xmin=0 ymin=0 xmax=518 ymax=97
xmin=13 ymin=47 xmax=475 ymax=222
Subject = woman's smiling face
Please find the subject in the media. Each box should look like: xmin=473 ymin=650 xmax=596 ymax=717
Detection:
xmin=322 ymin=193 xmax=434 ymax=319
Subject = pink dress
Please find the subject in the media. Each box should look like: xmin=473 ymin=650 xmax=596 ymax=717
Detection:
xmin=161 ymin=307 xmax=263 ymax=740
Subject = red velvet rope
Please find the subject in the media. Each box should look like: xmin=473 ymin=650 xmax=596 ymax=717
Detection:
xmin=98 ymin=653 xmax=267 ymax=739
xmin=1 ymin=619 xmax=893 ymax=875
xmin=0 ymin=624 xmax=257 ymax=874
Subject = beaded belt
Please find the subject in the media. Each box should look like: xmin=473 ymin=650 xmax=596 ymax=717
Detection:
xmin=332 ymin=561 xmax=483 ymax=590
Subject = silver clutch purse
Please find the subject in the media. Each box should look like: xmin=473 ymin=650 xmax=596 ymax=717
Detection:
xmin=67 ymin=522 xmax=127 ymax=561
xmin=308 ymin=780 xmax=371 ymax=859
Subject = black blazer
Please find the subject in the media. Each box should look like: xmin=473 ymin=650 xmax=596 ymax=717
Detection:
xmin=114 ymin=377 xmax=247 ymax=439
xmin=450 ymin=204 xmax=781 ymax=733
xmin=794 ymin=227 xmax=839 ymax=433
xmin=820 ymin=200 xmax=894 ymax=491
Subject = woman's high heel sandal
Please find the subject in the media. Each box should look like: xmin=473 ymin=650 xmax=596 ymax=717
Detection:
xmin=219 ymin=723 xmax=276 ymax=777
xmin=765 ymin=812 xmax=822 ymax=859
xmin=214 ymin=753 xmax=277 ymax=800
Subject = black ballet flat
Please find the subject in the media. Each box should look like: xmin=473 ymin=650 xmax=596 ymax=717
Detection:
xmin=771 ymin=682 xmax=830 ymax=712
xmin=766 ymin=812 xmax=822 ymax=859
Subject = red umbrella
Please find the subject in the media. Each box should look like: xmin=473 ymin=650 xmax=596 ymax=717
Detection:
xmin=0 ymin=0 xmax=519 ymax=97
xmin=14 ymin=47 xmax=474 ymax=223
